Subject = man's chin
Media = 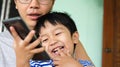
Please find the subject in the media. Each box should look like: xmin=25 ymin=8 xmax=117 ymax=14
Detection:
xmin=27 ymin=22 xmax=37 ymax=29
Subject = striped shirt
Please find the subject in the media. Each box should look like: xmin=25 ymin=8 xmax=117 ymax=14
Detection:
xmin=30 ymin=59 xmax=94 ymax=67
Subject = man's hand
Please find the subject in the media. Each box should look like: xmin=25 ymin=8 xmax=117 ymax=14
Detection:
xmin=10 ymin=26 xmax=45 ymax=67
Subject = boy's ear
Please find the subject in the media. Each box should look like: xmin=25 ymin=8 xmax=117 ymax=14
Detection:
xmin=15 ymin=6 xmax=18 ymax=9
xmin=72 ymin=31 xmax=79 ymax=45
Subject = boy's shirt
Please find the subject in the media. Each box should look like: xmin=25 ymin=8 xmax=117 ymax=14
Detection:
xmin=30 ymin=59 xmax=94 ymax=67
xmin=30 ymin=60 xmax=54 ymax=67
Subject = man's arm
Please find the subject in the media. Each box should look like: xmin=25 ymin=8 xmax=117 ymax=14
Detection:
xmin=75 ymin=41 xmax=95 ymax=66
xmin=75 ymin=41 xmax=90 ymax=60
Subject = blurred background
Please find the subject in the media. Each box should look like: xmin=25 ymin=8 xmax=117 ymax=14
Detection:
xmin=1 ymin=0 xmax=120 ymax=67
xmin=0 ymin=0 xmax=103 ymax=67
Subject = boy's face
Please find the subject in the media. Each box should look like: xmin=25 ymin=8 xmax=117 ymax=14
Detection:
xmin=14 ymin=0 xmax=54 ymax=29
xmin=39 ymin=21 xmax=79 ymax=59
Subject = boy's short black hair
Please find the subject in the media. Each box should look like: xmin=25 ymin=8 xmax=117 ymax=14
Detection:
xmin=34 ymin=12 xmax=78 ymax=36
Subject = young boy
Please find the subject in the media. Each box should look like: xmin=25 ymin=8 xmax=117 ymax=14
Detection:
xmin=34 ymin=12 xmax=82 ymax=67
xmin=13 ymin=12 xmax=94 ymax=67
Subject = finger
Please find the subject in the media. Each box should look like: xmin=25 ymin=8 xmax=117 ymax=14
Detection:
xmin=30 ymin=47 xmax=45 ymax=54
xmin=58 ymin=49 xmax=66 ymax=57
xmin=52 ymin=49 xmax=66 ymax=60
xmin=66 ymin=50 xmax=71 ymax=57
xmin=23 ymin=30 xmax=35 ymax=46
xmin=26 ymin=36 xmax=41 ymax=49
xmin=53 ymin=60 xmax=60 ymax=67
xmin=10 ymin=26 xmax=21 ymax=41
xmin=52 ymin=56 xmax=61 ymax=61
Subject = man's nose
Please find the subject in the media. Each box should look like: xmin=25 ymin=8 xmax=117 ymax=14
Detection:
xmin=30 ymin=0 xmax=40 ymax=9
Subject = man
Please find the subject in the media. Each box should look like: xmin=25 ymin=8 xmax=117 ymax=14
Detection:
xmin=0 ymin=0 xmax=93 ymax=67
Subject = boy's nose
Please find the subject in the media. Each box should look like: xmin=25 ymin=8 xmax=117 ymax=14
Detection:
xmin=30 ymin=0 xmax=40 ymax=9
xmin=49 ymin=36 xmax=58 ymax=46
xmin=49 ymin=40 xmax=58 ymax=46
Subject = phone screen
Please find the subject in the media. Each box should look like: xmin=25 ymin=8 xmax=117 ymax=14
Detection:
xmin=2 ymin=17 xmax=50 ymax=60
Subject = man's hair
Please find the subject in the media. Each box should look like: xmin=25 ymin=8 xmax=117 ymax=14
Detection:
xmin=34 ymin=12 xmax=78 ymax=36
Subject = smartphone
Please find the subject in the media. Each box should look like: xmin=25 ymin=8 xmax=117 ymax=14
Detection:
xmin=2 ymin=17 xmax=50 ymax=60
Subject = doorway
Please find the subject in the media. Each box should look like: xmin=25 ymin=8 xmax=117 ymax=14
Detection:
xmin=102 ymin=0 xmax=120 ymax=67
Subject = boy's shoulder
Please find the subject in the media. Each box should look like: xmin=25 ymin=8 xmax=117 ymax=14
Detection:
xmin=30 ymin=59 xmax=95 ymax=67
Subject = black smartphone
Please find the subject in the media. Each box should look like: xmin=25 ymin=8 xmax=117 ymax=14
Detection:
xmin=2 ymin=17 xmax=50 ymax=60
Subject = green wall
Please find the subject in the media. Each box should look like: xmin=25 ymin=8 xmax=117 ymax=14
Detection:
xmin=52 ymin=0 xmax=103 ymax=67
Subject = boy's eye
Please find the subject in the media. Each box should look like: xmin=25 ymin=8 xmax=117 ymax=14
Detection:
xmin=55 ymin=32 xmax=62 ymax=36
xmin=42 ymin=38 xmax=48 ymax=43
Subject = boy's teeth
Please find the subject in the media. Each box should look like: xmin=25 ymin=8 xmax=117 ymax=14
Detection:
xmin=52 ymin=46 xmax=64 ymax=53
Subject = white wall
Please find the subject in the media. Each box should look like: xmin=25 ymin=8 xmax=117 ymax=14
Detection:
xmin=52 ymin=0 xmax=103 ymax=67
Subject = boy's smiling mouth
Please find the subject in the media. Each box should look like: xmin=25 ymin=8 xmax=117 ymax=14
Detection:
xmin=51 ymin=45 xmax=65 ymax=55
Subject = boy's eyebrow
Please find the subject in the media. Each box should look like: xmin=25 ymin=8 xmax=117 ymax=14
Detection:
xmin=40 ymin=34 xmax=48 ymax=38
xmin=39 ymin=26 xmax=65 ymax=37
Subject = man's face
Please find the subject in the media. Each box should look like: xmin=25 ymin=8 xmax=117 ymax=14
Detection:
xmin=14 ymin=0 xmax=54 ymax=29
xmin=39 ymin=21 xmax=79 ymax=59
